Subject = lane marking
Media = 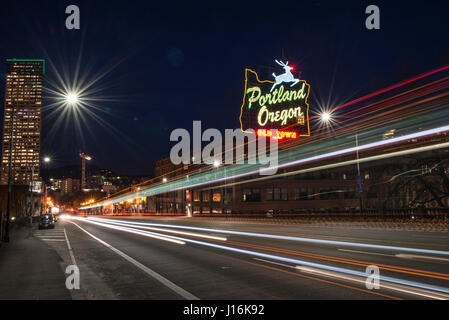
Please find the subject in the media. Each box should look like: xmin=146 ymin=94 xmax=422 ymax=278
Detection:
xmin=35 ymin=235 xmax=65 ymax=238
xmin=396 ymin=253 xmax=449 ymax=263
xmin=40 ymin=239 xmax=66 ymax=241
xmin=338 ymin=249 xmax=395 ymax=257
xmin=67 ymin=221 xmax=199 ymax=300
xmin=35 ymin=232 xmax=65 ymax=234
xmin=64 ymin=228 xmax=77 ymax=265
xmin=296 ymin=266 xmax=449 ymax=300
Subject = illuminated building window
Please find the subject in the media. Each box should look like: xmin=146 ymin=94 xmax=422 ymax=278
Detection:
xmin=202 ymin=191 xmax=210 ymax=203
xmin=193 ymin=190 xmax=200 ymax=202
xmin=212 ymin=191 xmax=221 ymax=202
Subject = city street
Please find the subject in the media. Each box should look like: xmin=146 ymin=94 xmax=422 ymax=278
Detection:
xmin=29 ymin=216 xmax=449 ymax=300
xmin=1 ymin=0 xmax=449 ymax=309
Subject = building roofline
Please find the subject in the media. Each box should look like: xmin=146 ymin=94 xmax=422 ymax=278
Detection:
xmin=6 ymin=58 xmax=46 ymax=74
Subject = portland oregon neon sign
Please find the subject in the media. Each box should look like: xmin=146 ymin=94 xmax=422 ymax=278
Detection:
xmin=239 ymin=60 xmax=311 ymax=140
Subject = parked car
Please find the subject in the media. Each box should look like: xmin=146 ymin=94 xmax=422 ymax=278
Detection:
xmin=38 ymin=214 xmax=55 ymax=229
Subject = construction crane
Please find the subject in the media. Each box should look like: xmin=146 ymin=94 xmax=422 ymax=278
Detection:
xmin=80 ymin=153 xmax=92 ymax=191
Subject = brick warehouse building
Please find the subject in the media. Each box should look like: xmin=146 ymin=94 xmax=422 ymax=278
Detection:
xmin=101 ymin=133 xmax=449 ymax=216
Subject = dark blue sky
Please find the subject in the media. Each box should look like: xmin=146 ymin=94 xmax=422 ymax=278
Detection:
xmin=1 ymin=0 xmax=448 ymax=175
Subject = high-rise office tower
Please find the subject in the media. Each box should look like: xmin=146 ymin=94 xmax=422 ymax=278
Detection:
xmin=1 ymin=59 xmax=45 ymax=185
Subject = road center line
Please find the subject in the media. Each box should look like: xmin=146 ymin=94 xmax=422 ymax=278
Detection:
xmin=67 ymin=221 xmax=199 ymax=300
xmin=35 ymin=235 xmax=65 ymax=238
xmin=338 ymin=249 xmax=395 ymax=257
xmin=253 ymin=258 xmax=297 ymax=269
xmin=396 ymin=253 xmax=449 ymax=263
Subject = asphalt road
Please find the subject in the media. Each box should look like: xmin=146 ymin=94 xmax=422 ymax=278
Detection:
xmin=42 ymin=215 xmax=449 ymax=300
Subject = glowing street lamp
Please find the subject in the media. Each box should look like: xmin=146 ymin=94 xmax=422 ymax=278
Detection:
xmin=44 ymin=156 xmax=51 ymax=163
xmin=65 ymin=92 xmax=79 ymax=105
xmin=162 ymin=177 xmax=168 ymax=183
xmin=213 ymin=160 xmax=221 ymax=168
xmin=320 ymin=112 xmax=332 ymax=123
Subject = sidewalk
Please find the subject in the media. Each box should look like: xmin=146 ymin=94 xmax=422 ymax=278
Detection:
xmin=0 ymin=223 xmax=72 ymax=300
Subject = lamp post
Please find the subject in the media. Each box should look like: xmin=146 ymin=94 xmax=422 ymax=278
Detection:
xmin=213 ymin=160 xmax=221 ymax=179
xmin=4 ymin=106 xmax=16 ymax=243
xmin=356 ymin=134 xmax=363 ymax=214
xmin=41 ymin=157 xmax=51 ymax=215
xmin=29 ymin=165 xmax=35 ymax=232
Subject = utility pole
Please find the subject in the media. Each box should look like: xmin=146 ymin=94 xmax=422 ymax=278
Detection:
xmin=356 ymin=134 xmax=363 ymax=214
xmin=29 ymin=165 xmax=34 ymax=232
xmin=4 ymin=107 xmax=15 ymax=242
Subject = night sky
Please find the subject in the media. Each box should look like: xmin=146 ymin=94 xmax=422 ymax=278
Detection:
xmin=0 ymin=0 xmax=448 ymax=175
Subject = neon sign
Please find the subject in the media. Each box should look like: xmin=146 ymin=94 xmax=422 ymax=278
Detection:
xmin=256 ymin=129 xmax=298 ymax=140
xmin=239 ymin=60 xmax=311 ymax=139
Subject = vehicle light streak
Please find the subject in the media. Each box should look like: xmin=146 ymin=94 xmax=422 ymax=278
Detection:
xmin=88 ymin=218 xmax=227 ymax=241
xmin=207 ymin=141 xmax=449 ymax=190
xmin=220 ymin=239 xmax=449 ymax=281
xmin=328 ymin=64 xmax=449 ymax=114
xmin=79 ymin=217 xmax=449 ymax=296
xmin=94 ymin=218 xmax=449 ymax=281
xmin=68 ymin=217 xmax=185 ymax=245
xmin=89 ymin=217 xmax=449 ymax=257
xmin=296 ymin=266 xmax=449 ymax=300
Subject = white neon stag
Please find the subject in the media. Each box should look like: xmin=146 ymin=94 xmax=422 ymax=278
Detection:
xmin=271 ymin=60 xmax=299 ymax=92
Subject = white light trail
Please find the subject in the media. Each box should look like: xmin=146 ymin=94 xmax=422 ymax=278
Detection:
xmin=69 ymin=217 xmax=185 ymax=245
xmin=90 ymin=217 xmax=449 ymax=257
xmin=78 ymin=217 xmax=449 ymax=296
xmin=92 ymin=219 xmax=227 ymax=241
xmin=296 ymin=266 xmax=449 ymax=300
